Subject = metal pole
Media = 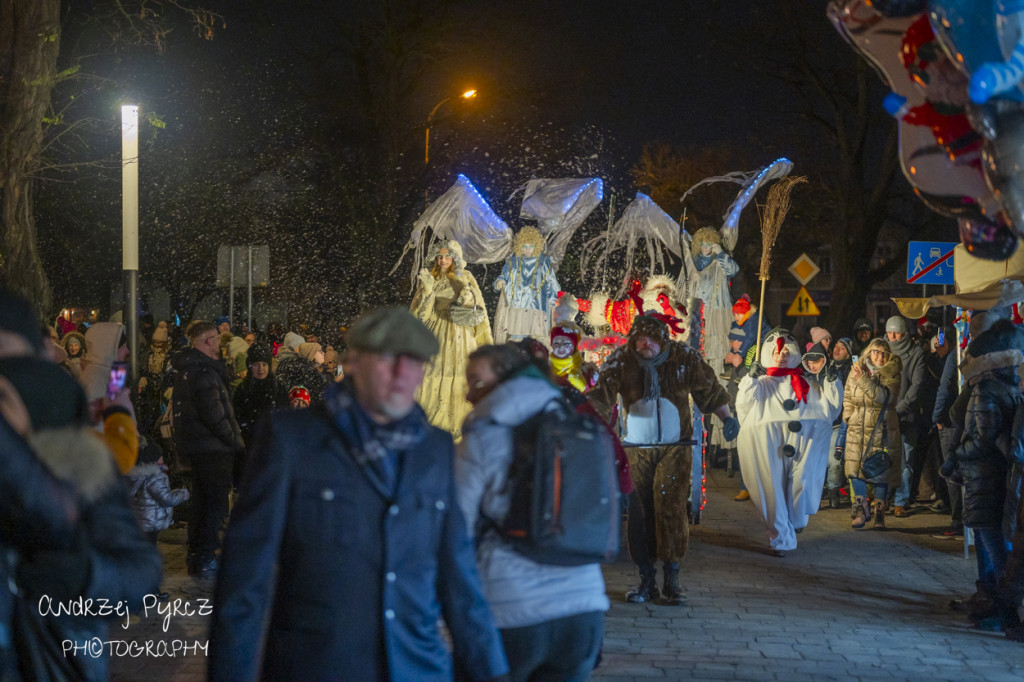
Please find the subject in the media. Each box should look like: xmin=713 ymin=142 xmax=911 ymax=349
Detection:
xmin=229 ymin=248 xmax=235 ymax=329
xmin=121 ymin=105 xmax=139 ymax=386
xmin=247 ymin=245 xmax=253 ymax=332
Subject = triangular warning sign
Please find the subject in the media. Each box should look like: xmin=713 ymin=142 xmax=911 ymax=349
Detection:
xmin=786 ymin=286 xmax=821 ymax=317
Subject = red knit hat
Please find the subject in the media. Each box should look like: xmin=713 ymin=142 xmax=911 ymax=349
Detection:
xmin=550 ymin=323 xmax=581 ymax=349
xmin=732 ymin=294 xmax=751 ymax=316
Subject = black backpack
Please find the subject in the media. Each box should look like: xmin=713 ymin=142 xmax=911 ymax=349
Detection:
xmin=489 ymin=397 xmax=620 ymax=566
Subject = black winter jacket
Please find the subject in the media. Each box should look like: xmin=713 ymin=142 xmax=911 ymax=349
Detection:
xmin=275 ymin=354 xmax=326 ymax=406
xmin=954 ymin=349 xmax=1022 ymax=529
xmin=890 ymin=336 xmax=928 ymax=422
xmin=171 ymin=348 xmax=244 ymax=457
xmin=232 ymin=374 xmax=289 ymax=451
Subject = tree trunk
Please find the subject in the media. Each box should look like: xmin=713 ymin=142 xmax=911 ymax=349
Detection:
xmin=0 ymin=0 xmax=60 ymax=313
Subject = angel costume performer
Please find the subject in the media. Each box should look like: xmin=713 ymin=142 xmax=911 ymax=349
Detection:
xmin=688 ymin=226 xmax=740 ymax=456
xmin=492 ymin=226 xmax=560 ymax=344
xmin=736 ymin=328 xmax=843 ymax=554
xmin=410 ymin=240 xmax=492 ymax=440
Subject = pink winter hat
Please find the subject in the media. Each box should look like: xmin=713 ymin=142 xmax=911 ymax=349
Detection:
xmin=809 ymin=327 xmax=831 ymax=344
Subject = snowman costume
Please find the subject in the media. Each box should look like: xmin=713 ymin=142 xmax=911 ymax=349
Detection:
xmin=736 ymin=328 xmax=843 ymax=552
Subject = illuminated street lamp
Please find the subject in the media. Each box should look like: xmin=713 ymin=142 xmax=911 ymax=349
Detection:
xmin=122 ymin=104 xmax=139 ymax=383
xmin=425 ymin=88 xmax=477 ymax=165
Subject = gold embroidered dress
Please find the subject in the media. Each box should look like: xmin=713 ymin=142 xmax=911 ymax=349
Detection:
xmin=411 ymin=249 xmax=492 ymax=440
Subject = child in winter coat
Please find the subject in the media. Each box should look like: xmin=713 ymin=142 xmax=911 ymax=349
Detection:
xmin=127 ymin=439 xmax=190 ymax=542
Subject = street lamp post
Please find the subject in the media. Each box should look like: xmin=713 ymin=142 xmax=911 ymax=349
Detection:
xmin=121 ymin=104 xmax=140 ymax=385
xmin=424 ymin=89 xmax=476 ymax=208
xmin=424 ymin=89 xmax=476 ymax=166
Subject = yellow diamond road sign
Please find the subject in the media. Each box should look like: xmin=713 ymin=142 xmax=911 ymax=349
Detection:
xmin=787 ymin=286 xmax=821 ymax=317
xmin=788 ymin=253 xmax=820 ymax=285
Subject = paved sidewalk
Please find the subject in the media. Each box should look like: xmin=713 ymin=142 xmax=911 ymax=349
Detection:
xmin=108 ymin=470 xmax=1024 ymax=680
xmin=595 ymin=469 xmax=1024 ymax=681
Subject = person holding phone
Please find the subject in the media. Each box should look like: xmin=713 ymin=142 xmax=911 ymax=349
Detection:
xmin=80 ymin=322 xmax=139 ymax=474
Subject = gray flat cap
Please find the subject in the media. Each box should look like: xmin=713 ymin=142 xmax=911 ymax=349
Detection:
xmin=348 ymin=307 xmax=439 ymax=361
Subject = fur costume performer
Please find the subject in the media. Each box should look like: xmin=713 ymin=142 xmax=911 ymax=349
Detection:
xmin=492 ymin=226 xmax=560 ymax=344
xmin=590 ymin=313 xmax=735 ymax=604
xmin=411 ymin=240 xmax=492 ymax=440
xmin=736 ymin=328 xmax=843 ymax=555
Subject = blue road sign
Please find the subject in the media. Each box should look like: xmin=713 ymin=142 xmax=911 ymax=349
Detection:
xmin=907 ymin=241 xmax=956 ymax=285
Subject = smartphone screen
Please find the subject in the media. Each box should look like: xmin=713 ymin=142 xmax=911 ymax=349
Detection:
xmin=107 ymin=362 xmax=128 ymax=399
xmin=937 ymin=329 xmax=946 ymax=346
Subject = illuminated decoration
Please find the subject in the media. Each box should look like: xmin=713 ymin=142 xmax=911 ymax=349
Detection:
xmin=519 ymin=177 xmax=604 ymax=271
xmin=692 ymin=299 xmax=708 ymax=522
xmin=392 ymin=174 xmax=512 ymax=288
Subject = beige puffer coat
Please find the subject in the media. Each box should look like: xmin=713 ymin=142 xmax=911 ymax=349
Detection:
xmin=843 ymin=343 xmax=903 ymax=485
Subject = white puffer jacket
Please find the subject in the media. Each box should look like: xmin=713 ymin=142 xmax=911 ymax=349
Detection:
xmin=456 ymin=374 xmax=610 ymax=629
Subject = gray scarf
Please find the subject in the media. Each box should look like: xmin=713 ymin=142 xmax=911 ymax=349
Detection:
xmin=630 ymin=345 xmax=671 ymax=400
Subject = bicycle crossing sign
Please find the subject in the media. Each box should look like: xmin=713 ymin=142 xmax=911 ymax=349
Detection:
xmin=907 ymin=241 xmax=955 ymax=285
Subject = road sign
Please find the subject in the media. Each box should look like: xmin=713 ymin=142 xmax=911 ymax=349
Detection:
xmin=907 ymin=241 xmax=955 ymax=285
xmin=788 ymin=253 xmax=820 ymax=285
xmin=786 ymin=286 xmax=821 ymax=316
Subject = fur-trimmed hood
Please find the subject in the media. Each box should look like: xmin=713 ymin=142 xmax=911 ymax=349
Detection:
xmin=28 ymin=426 xmax=119 ymax=503
xmin=962 ymin=349 xmax=1023 ymax=386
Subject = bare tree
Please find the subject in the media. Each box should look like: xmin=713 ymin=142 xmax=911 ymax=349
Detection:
xmin=0 ymin=0 xmax=220 ymax=313
xmin=755 ymin=4 xmax=952 ymax=332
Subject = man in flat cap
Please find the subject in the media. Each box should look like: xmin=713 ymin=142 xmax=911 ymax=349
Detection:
xmin=209 ymin=307 xmax=509 ymax=681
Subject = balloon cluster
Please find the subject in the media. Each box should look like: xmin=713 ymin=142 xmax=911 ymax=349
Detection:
xmin=829 ymin=0 xmax=1024 ymax=260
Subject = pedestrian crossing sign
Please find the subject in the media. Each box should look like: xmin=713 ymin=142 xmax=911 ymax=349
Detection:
xmin=786 ymin=286 xmax=821 ymax=317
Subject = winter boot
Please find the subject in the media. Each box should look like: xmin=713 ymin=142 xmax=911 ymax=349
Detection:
xmin=828 ymin=488 xmax=841 ymax=510
xmin=851 ymin=497 xmax=869 ymax=529
xmin=660 ymin=563 xmax=686 ymax=606
xmin=873 ymin=500 xmax=886 ymax=530
xmin=625 ymin=565 xmax=658 ymax=603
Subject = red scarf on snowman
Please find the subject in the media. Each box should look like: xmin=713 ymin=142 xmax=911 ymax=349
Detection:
xmin=764 ymin=335 xmax=809 ymax=403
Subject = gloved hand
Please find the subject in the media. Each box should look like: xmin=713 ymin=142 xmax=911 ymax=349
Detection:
xmin=722 ymin=416 xmax=740 ymax=441
xmin=748 ymin=361 xmax=766 ymax=378
xmin=417 ymin=268 xmax=434 ymax=293
xmin=939 ymin=457 xmax=964 ymax=486
xmin=711 ymin=243 xmax=723 ymax=255
xmin=833 ymin=446 xmax=844 ymax=462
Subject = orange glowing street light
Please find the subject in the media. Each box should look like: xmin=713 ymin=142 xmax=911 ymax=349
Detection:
xmin=425 ymin=88 xmax=478 ymax=165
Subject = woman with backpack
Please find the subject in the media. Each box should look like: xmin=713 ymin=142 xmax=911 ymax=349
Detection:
xmin=455 ymin=344 xmax=610 ymax=682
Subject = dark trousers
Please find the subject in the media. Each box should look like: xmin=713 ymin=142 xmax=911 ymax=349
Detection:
xmin=500 ymin=611 xmax=604 ymax=682
xmin=187 ymin=451 xmax=233 ymax=561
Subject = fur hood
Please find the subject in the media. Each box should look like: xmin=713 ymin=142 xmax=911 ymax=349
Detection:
xmin=962 ymin=349 xmax=1022 ymax=386
xmin=28 ymin=426 xmax=119 ymax=503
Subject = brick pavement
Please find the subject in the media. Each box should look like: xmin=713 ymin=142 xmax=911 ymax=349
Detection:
xmin=107 ymin=470 xmax=1024 ymax=681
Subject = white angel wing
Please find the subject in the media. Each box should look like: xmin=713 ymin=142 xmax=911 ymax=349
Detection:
xmin=519 ymin=177 xmax=603 ymax=270
xmin=580 ymin=192 xmax=682 ymax=297
xmin=391 ymin=174 xmax=512 ymax=284
xmin=680 ymin=157 xmax=793 ymax=252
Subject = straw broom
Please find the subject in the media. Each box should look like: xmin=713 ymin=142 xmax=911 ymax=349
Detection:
xmin=754 ymin=176 xmax=807 ymax=360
